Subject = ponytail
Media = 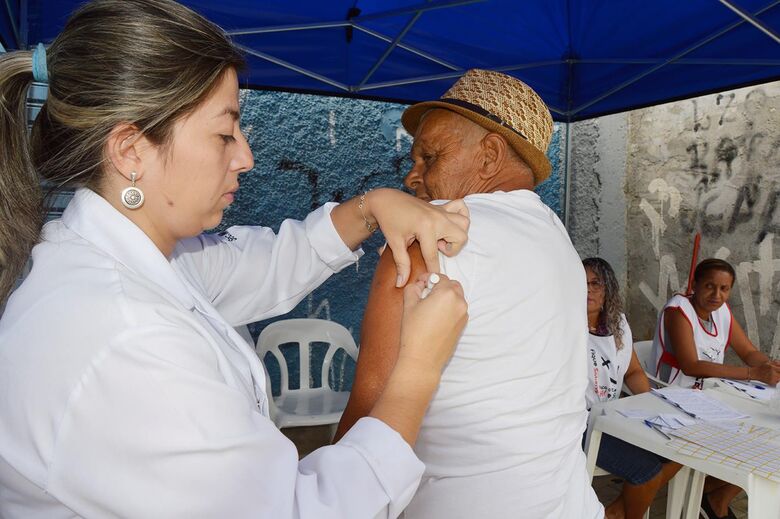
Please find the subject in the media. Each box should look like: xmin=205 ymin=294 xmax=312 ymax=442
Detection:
xmin=0 ymin=51 xmax=44 ymax=304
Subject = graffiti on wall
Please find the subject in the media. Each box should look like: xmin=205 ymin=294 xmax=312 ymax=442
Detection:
xmin=628 ymin=83 xmax=780 ymax=358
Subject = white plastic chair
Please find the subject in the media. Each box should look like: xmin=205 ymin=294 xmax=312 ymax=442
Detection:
xmin=256 ymin=318 xmax=358 ymax=430
xmin=633 ymin=340 xmax=668 ymax=388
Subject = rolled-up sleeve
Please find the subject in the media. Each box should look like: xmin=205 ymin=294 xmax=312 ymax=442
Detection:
xmin=174 ymin=203 xmax=363 ymax=325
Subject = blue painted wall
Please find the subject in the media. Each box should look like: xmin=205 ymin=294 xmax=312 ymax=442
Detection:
xmin=224 ymin=89 xmax=566 ymax=393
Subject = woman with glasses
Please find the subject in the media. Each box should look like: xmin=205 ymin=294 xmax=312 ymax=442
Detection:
xmin=584 ymin=257 xmax=681 ymax=519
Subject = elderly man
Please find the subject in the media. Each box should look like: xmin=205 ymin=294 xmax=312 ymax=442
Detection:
xmin=335 ymin=69 xmax=603 ymax=518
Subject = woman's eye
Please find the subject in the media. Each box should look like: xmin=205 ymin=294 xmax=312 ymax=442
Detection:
xmin=221 ymin=134 xmax=236 ymax=144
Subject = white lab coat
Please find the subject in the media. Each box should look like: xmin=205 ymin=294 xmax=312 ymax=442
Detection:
xmin=0 ymin=188 xmax=423 ymax=518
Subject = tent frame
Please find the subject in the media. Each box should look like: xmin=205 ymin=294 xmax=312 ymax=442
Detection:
xmin=227 ymin=0 xmax=780 ymax=121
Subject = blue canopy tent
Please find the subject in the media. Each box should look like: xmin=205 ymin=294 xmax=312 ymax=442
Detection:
xmin=3 ymin=0 xmax=779 ymax=121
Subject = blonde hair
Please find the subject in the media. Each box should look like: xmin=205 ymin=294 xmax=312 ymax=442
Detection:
xmin=0 ymin=0 xmax=244 ymax=303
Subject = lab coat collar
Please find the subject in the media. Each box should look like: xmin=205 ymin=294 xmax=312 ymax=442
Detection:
xmin=62 ymin=188 xmax=196 ymax=310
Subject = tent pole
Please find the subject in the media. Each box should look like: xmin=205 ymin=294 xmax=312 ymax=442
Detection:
xmin=718 ymin=0 xmax=780 ymax=44
xmin=357 ymin=11 xmax=423 ymax=89
xmin=234 ymin=44 xmax=350 ymax=92
xmin=3 ymin=0 xmax=20 ymax=48
xmin=568 ymin=0 xmax=780 ymax=117
xmin=227 ymin=21 xmax=348 ymax=36
xmin=227 ymin=0 xmax=485 ymax=36
xmin=353 ymin=24 xmax=460 ymax=70
xmin=352 ymin=0 xmax=486 ymax=23
xmin=359 ymin=61 xmax=562 ymax=90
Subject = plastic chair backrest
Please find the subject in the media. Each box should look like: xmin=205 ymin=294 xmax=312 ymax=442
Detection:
xmin=633 ymin=340 xmax=668 ymax=388
xmin=257 ymin=318 xmax=358 ymax=392
xmin=633 ymin=340 xmax=655 ymax=372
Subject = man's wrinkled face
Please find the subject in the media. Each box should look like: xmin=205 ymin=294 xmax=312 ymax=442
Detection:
xmin=404 ymin=109 xmax=484 ymax=201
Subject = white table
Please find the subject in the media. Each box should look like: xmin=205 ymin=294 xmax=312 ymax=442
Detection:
xmin=585 ymin=388 xmax=780 ymax=519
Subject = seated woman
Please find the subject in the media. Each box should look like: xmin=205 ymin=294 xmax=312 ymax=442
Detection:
xmin=651 ymin=257 xmax=780 ymax=519
xmin=584 ymin=258 xmax=681 ymax=519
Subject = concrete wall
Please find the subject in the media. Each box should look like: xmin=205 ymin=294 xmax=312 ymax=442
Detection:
xmin=568 ymin=81 xmax=780 ymax=362
xmin=225 ymin=90 xmax=566 ymax=391
xmin=568 ymin=114 xmax=629 ymax=293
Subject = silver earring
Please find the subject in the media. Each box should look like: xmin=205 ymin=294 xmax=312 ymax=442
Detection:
xmin=121 ymin=171 xmax=144 ymax=210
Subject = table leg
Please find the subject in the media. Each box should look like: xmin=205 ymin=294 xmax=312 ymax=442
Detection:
xmin=746 ymin=475 xmax=780 ymax=519
xmin=666 ymin=466 xmax=691 ymax=519
xmin=683 ymin=470 xmax=706 ymax=519
xmin=585 ymin=429 xmax=602 ymax=483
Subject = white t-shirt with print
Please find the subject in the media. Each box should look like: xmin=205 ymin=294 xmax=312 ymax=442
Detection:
xmin=585 ymin=315 xmax=634 ymax=409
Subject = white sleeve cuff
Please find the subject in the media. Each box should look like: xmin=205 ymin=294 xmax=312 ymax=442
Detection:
xmin=338 ymin=417 xmax=424 ymax=518
xmin=305 ymin=202 xmax=364 ymax=272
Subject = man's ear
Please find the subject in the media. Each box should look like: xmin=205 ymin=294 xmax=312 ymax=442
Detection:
xmin=477 ymin=133 xmax=508 ymax=180
xmin=105 ymin=123 xmax=144 ymax=182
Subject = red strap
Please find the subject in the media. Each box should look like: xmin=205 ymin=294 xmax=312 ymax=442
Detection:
xmin=659 ymin=349 xmax=680 ymax=369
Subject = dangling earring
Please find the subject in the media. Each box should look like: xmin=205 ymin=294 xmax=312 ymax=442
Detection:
xmin=121 ymin=171 xmax=144 ymax=210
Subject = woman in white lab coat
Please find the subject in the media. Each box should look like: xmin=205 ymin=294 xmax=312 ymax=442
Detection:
xmin=0 ymin=1 xmax=469 ymax=517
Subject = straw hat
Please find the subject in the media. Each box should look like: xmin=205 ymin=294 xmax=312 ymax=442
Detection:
xmin=402 ymin=69 xmax=554 ymax=185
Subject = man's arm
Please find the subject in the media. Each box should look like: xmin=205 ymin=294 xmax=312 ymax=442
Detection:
xmin=334 ymin=243 xmax=427 ymax=442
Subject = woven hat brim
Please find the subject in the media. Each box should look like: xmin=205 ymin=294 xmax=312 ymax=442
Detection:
xmin=402 ymin=101 xmax=552 ymax=185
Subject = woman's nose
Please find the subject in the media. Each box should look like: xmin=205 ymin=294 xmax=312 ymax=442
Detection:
xmin=233 ymin=131 xmax=255 ymax=174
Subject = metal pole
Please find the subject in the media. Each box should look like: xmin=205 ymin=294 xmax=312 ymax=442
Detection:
xmin=718 ymin=0 xmax=780 ymax=45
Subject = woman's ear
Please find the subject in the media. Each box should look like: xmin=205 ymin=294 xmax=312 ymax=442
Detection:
xmin=477 ymin=133 xmax=508 ymax=180
xmin=105 ymin=123 xmax=143 ymax=182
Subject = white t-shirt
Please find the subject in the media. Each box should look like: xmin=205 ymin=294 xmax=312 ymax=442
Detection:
xmin=0 ymin=189 xmax=423 ymax=519
xmin=585 ymin=315 xmax=634 ymax=409
xmin=651 ymin=294 xmax=732 ymax=388
xmin=404 ymin=190 xmax=603 ymax=519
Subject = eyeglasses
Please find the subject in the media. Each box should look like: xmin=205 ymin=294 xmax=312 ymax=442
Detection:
xmin=587 ymin=280 xmax=605 ymax=292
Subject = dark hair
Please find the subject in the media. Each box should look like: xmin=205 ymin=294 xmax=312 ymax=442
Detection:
xmin=582 ymin=257 xmax=625 ymax=349
xmin=694 ymin=258 xmax=735 ymax=286
xmin=0 ymin=0 xmax=245 ymax=303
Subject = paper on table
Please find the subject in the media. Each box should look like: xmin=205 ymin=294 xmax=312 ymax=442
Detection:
xmin=721 ymin=379 xmax=778 ymax=401
xmin=655 ymin=414 xmax=697 ymax=429
xmin=668 ymin=422 xmax=780 ymax=482
xmin=617 ymin=409 xmax=658 ymax=419
xmin=651 ymin=387 xmax=749 ymax=421
xmin=617 ymin=409 xmax=697 ymax=429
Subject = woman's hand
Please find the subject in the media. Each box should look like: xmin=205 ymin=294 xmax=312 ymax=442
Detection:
xmin=367 ymin=273 xmax=467 ymax=446
xmin=398 ymin=273 xmax=468 ymax=373
xmin=367 ymin=189 xmax=470 ymax=287
xmin=751 ymin=362 xmax=780 ymax=386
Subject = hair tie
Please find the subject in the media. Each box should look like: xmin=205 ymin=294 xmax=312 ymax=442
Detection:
xmin=32 ymin=43 xmax=48 ymax=82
